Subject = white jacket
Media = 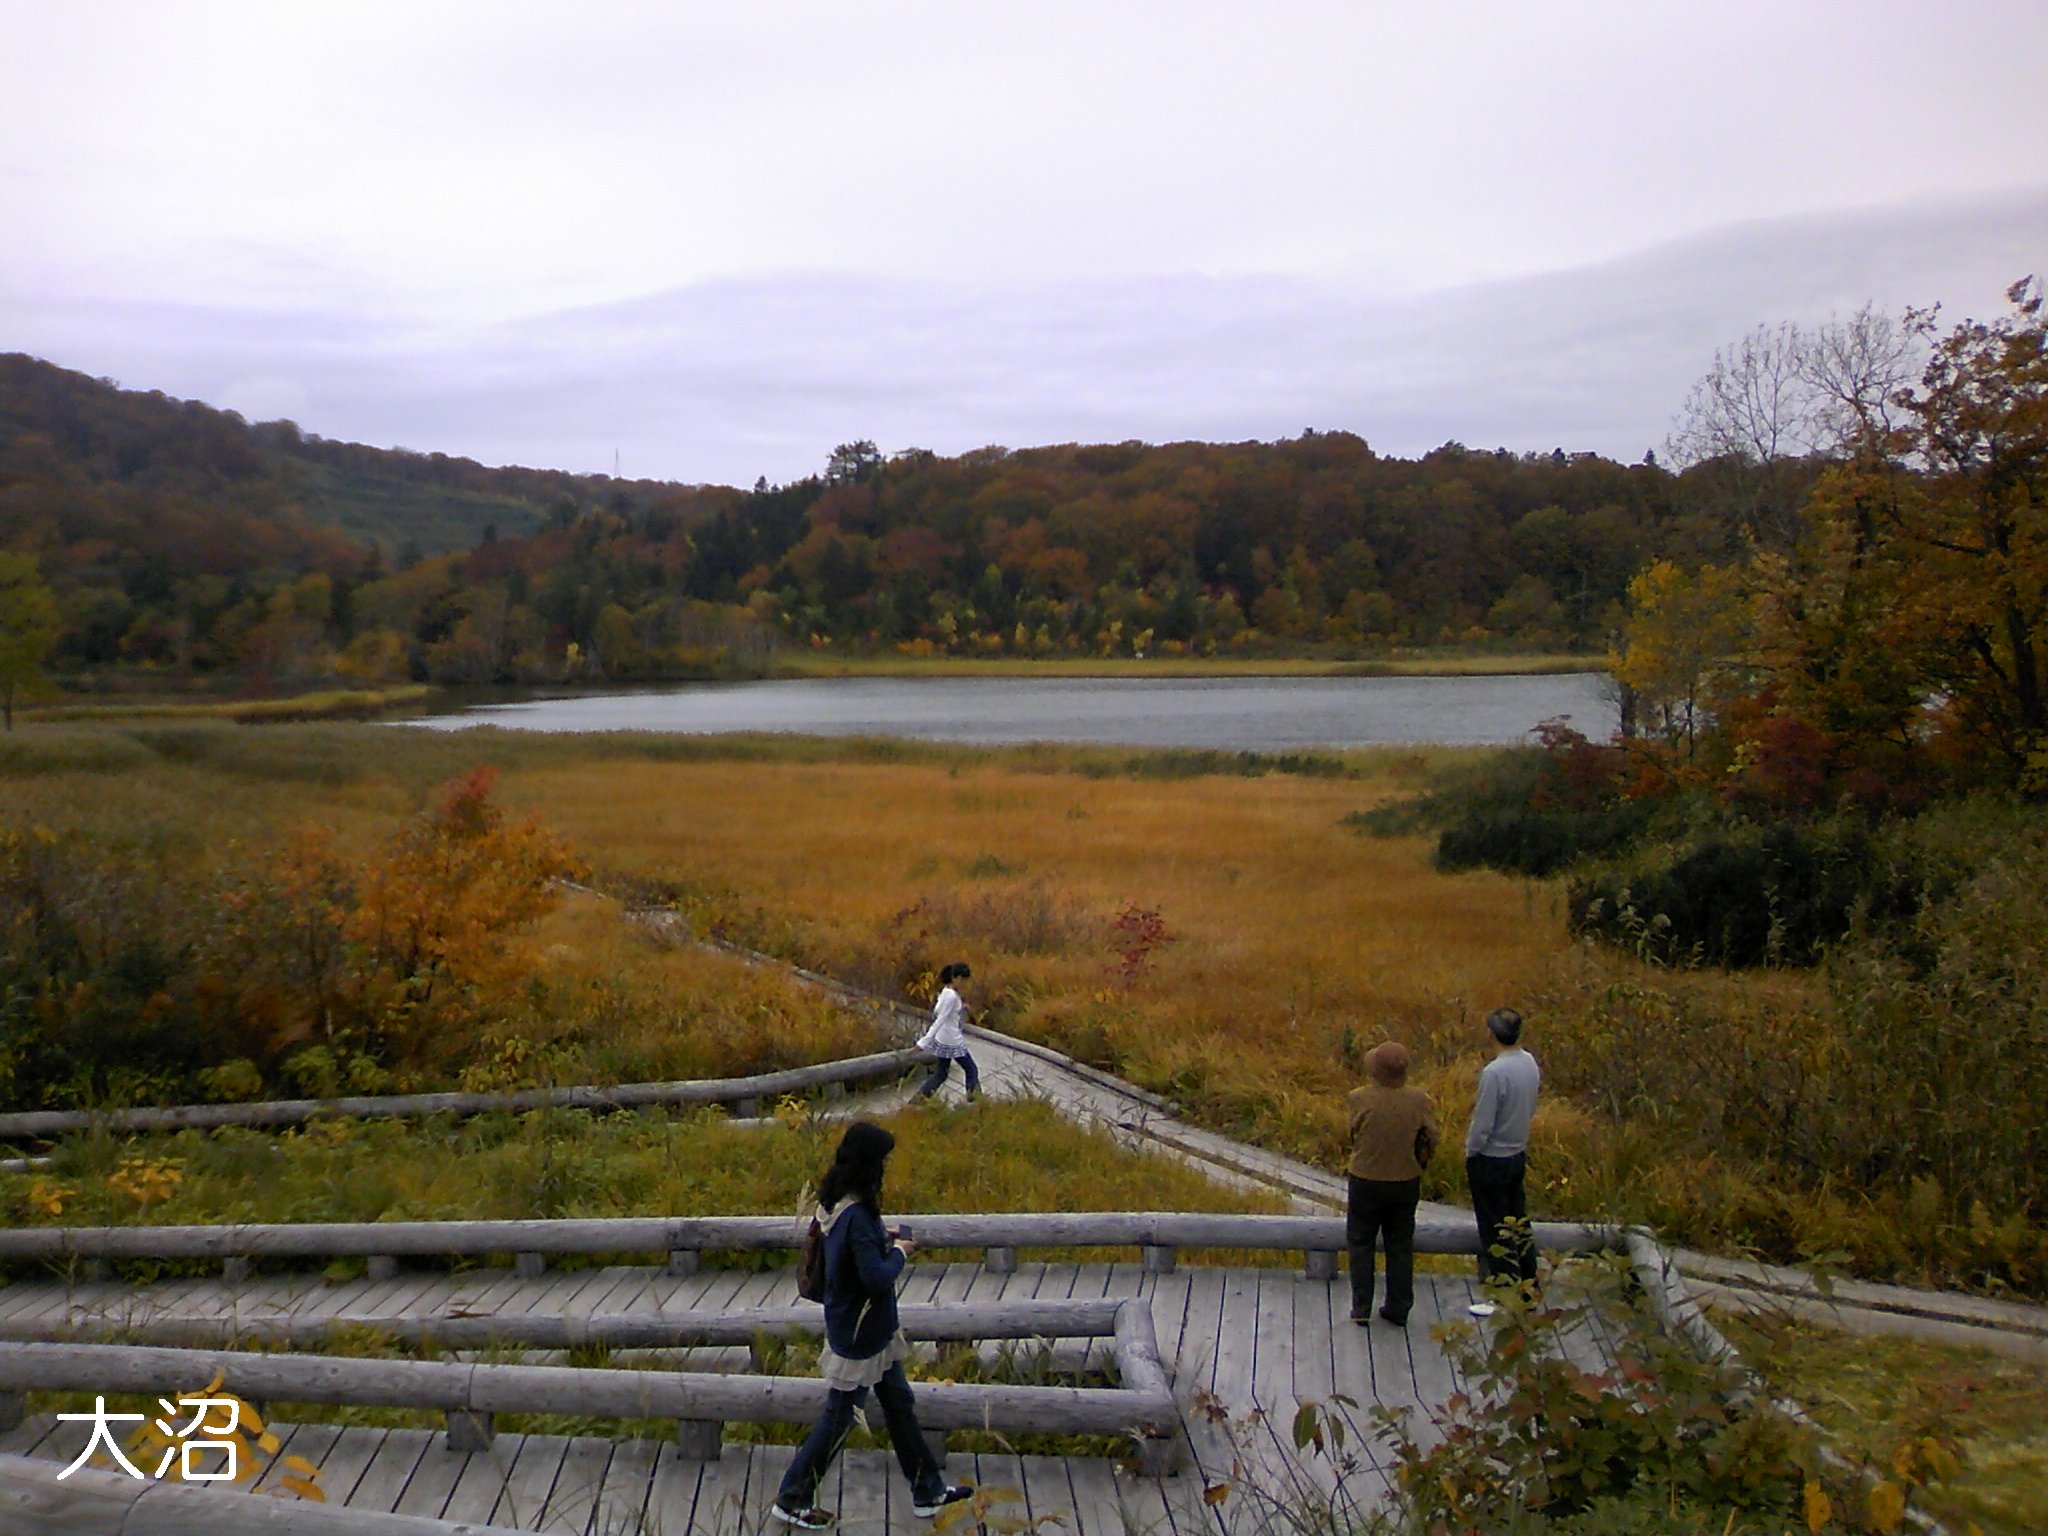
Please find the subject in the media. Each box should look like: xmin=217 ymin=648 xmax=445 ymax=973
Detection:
xmin=916 ymin=985 xmax=969 ymax=1058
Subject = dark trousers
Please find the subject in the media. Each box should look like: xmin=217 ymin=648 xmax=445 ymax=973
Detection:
xmin=1346 ymin=1175 xmax=1420 ymax=1321
xmin=1466 ymin=1152 xmax=1537 ymax=1287
xmin=916 ymin=1052 xmax=980 ymax=1098
xmin=778 ymin=1362 xmax=945 ymax=1510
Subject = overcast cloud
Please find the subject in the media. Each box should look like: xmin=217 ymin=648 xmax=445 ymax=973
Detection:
xmin=3 ymin=1 xmax=2045 ymax=486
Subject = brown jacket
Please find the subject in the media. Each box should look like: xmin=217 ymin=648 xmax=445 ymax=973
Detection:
xmin=1346 ymin=1083 xmax=1439 ymax=1181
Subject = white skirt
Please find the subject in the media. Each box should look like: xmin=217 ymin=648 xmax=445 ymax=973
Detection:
xmin=818 ymin=1328 xmax=911 ymax=1392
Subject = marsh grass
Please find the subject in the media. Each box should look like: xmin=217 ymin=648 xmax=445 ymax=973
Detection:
xmin=0 ymin=1099 xmax=1280 ymax=1257
xmin=1 ymin=719 xmax=2033 ymax=1291
xmin=1714 ymin=1307 xmax=2048 ymax=1536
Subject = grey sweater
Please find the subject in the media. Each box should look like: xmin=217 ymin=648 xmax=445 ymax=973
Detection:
xmin=1465 ymin=1048 xmax=1540 ymax=1157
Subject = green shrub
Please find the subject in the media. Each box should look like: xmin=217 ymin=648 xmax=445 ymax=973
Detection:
xmin=1367 ymin=1258 xmax=1830 ymax=1534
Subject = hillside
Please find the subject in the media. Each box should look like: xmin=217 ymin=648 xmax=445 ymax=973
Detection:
xmin=0 ymin=353 xmax=680 ymax=558
xmin=1 ymin=350 xmax=1762 ymax=694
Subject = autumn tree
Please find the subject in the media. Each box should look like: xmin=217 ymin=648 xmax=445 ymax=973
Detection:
xmin=0 ymin=552 xmax=60 ymax=729
xmin=1882 ymin=279 xmax=2048 ymax=782
xmin=1609 ymin=559 xmax=1752 ymax=751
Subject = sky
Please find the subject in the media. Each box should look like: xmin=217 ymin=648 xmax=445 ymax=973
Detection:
xmin=3 ymin=1 xmax=2045 ymax=488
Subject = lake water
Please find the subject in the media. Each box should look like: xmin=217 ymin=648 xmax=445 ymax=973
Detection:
xmin=407 ymin=672 xmax=1614 ymax=751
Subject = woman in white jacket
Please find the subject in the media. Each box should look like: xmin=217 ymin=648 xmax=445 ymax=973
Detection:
xmin=913 ymin=962 xmax=981 ymax=1100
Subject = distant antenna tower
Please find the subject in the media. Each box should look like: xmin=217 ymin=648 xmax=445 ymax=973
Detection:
xmin=613 ymin=448 xmax=620 ymax=478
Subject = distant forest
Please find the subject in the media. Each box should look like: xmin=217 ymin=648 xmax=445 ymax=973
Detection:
xmin=0 ymin=351 xmax=1782 ymax=690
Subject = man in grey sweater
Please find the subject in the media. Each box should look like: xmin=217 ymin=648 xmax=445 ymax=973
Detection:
xmin=1464 ymin=1007 xmax=1541 ymax=1311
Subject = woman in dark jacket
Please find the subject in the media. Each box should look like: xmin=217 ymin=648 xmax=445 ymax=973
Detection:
xmin=773 ymin=1121 xmax=972 ymax=1529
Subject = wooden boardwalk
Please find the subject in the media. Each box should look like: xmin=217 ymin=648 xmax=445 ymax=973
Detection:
xmin=0 ymin=1257 xmax=1587 ymax=1534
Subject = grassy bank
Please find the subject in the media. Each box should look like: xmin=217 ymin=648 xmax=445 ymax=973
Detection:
xmin=22 ymin=683 xmax=433 ymax=725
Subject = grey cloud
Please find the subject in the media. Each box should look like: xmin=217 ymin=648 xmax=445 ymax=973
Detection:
xmin=4 ymin=189 xmax=2042 ymax=485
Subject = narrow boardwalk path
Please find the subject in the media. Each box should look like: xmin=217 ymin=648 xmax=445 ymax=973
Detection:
xmin=0 ymin=1260 xmax=1600 ymax=1533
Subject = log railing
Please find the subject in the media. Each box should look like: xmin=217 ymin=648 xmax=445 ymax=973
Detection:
xmin=0 ymin=1210 xmax=1616 ymax=1284
xmin=0 ymin=1050 xmax=927 ymax=1143
xmin=0 ymin=1297 xmax=1178 ymax=1467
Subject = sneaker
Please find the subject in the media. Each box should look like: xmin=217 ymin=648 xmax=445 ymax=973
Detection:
xmin=1466 ymin=1300 xmax=1497 ymax=1318
xmin=912 ymin=1485 xmax=974 ymax=1519
xmin=771 ymin=1504 xmax=836 ymax=1530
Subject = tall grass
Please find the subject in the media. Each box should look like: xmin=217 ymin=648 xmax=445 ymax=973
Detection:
xmin=3 ymin=719 xmax=2037 ymax=1292
xmin=1 ymin=1099 xmax=1280 ymax=1246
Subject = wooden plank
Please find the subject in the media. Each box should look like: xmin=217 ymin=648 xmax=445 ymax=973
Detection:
xmin=1206 ymin=1268 xmax=1259 ymax=1408
xmin=386 ymin=1428 xmax=475 ymax=1521
xmin=692 ymin=1439 xmax=773 ymax=1534
xmin=534 ymin=1432 xmax=616 ymax=1533
xmin=0 ymin=1282 xmax=69 ymax=1325
xmin=483 ymin=1430 xmax=572 ymax=1531
xmin=308 ymin=1425 xmax=395 ymax=1508
xmin=637 ymin=1441 xmax=708 ymax=1536
xmin=822 ymin=1438 xmax=883 ymax=1536
xmin=247 ymin=1420 xmax=343 ymax=1496
xmin=344 ymin=1424 xmax=434 ymax=1514
xmin=920 ymin=1262 xmax=975 ymax=1310
xmin=1290 ymin=1270 xmax=1336 ymax=1410
xmin=437 ymin=1431 xmax=530 ymax=1527
xmin=1059 ymin=1455 xmax=1125 ymax=1536
xmin=1249 ymin=1267 xmax=1295 ymax=1415
xmin=583 ymin=1435 xmax=660 ymax=1536
xmin=0 ymin=1411 xmax=54 ymax=1457
xmin=1009 ymin=1453 xmax=1080 ymax=1536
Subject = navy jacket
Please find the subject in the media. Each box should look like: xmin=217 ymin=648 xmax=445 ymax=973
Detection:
xmin=821 ymin=1201 xmax=903 ymax=1359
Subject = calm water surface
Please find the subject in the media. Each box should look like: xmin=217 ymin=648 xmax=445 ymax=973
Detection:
xmin=408 ymin=672 xmax=1614 ymax=751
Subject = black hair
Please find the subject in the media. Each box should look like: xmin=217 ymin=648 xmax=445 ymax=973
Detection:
xmin=818 ymin=1121 xmax=895 ymax=1212
xmin=939 ymin=962 xmax=972 ymax=985
xmin=1485 ymin=1007 xmax=1524 ymax=1046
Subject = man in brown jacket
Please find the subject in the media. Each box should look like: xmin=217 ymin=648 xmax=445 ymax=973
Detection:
xmin=1345 ymin=1040 xmax=1439 ymax=1326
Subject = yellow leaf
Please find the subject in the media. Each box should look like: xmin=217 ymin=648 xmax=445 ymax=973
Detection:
xmin=1867 ymin=1479 xmax=1905 ymax=1534
xmin=1203 ymin=1482 xmax=1232 ymax=1506
xmin=1803 ymin=1479 xmax=1832 ymax=1534
xmin=279 ymin=1476 xmax=327 ymax=1502
xmin=282 ymin=1454 xmax=320 ymax=1476
xmin=257 ymin=1429 xmax=280 ymax=1455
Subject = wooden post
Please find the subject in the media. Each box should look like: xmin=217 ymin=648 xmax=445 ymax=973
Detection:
xmin=983 ymin=1245 xmax=1017 ymax=1275
xmin=367 ymin=1256 xmax=399 ymax=1282
xmin=675 ymin=1419 xmax=722 ymax=1459
xmin=665 ymin=1248 xmax=700 ymax=1278
xmin=513 ymin=1252 xmax=546 ymax=1280
xmin=0 ymin=1391 xmax=23 ymax=1432
xmin=1132 ymin=1432 xmax=1182 ymax=1476
xmin=732 ymin=1097 xmax=761 ymax=1119
xmin=1303 ymin=1250 xmax=1338 ymax=1281
xmin=1140 ymin=1244 xmax=1176 ymax=1274
xmin=445 ymin=1410 xmax=493 ymax=1452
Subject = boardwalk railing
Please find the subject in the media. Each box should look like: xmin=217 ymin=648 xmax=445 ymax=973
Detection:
xmin=0 ymin=1050 xmax=928 ymax=1143
xmin=0 ymin=1209 xmax=1617 ymax=1284
xmin=0 ymin=1296 xmax=1178 ymax=1466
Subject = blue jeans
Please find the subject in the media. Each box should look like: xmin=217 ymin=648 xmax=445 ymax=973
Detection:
xmin=916 ymin=1052 xmax=980 ymax=1098
xmin=777 ymin=1362 xmax=945 ymax=1510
